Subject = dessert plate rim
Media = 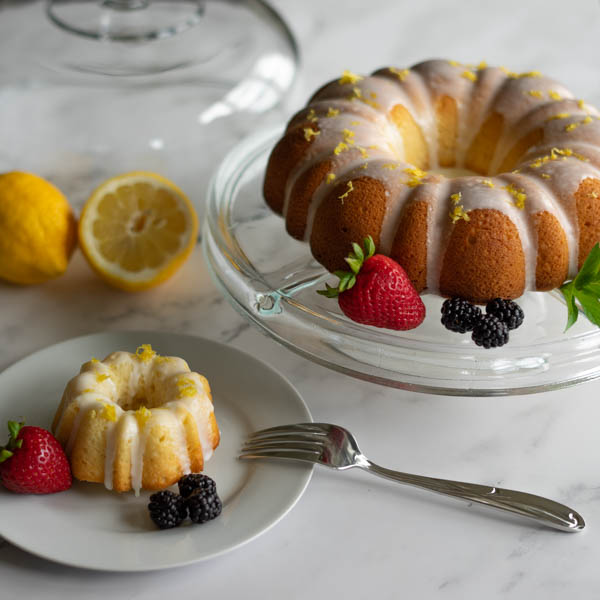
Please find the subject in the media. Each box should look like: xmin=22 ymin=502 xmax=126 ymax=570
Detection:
xmin=0 ymin=330 xmax=313 ymax=572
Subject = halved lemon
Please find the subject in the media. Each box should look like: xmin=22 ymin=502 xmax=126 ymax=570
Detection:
xmin=79 ymin=172 xmax=198 ymax=291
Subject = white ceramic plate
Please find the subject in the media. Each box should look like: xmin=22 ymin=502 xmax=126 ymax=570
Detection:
xmin=0 ymin=331 xmax=313 ymax=571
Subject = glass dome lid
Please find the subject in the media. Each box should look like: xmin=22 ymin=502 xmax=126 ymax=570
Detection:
xmin=0 ymin=0 xmax=299 ymax=212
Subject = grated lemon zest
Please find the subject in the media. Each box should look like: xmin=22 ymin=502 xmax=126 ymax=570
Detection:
xmin=403 ymin=167 xmax=427 ymax=179
xmin=389 ymin=67 xmax=410 ymax=81
xmin=135 ymin=406 xmax=152 ymax=428
xmin=326 ymin=173 xmax=336 ymax=184
xmin=348 ymin=87 xmax=362 ymax=101
xmin=334 ymin=142 xmax=349 ymax=155
xmin=339 ymin=181 xmax=354 ymax=202
xmin=177 ymin=377 xmax=197 ymax=398
xmin=406 ymin=179 xmax=424 ymax=188
xmin=449 ymin=205 xmax=470 ymax=224
xmin=102 ymin=404 xmax=117 ymax=422
xmin=502 ymin=67 xmax=541 ymax=79
xmin=503 ymin=184 xmax=527 ymax=209
xmin=342 ymin=129 xmax=356 ymax=145
xmin=303 ymin=127 xmax=320 ymax=141
xmin=339 ymin=70 xmax=363 ymax=85
xmin=519 ymin=71 xmax=541 ymax=78
xmin=526 ymin=90 xmax=544 ymax=99
xmin=136 ymin=344 xmax=156 ymax=362
xmin=326 ymin=107 xmax=340 ymax=118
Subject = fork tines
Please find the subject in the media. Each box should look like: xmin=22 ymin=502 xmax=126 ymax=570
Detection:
xmin=239 ymin=422 xmax=327 ymax=462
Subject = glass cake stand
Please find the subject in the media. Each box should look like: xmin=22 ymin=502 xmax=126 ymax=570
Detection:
xmin=203 ymin=126 xmax=600 ymax=396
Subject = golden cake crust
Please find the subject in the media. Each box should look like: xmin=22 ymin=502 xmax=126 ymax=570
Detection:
xmin=310 ymin=176 xmax=387 ymax=272
xmin=52 ymin=347 xmax=219 ymax=493
xmin=439 ymin=209 xmax=526 ymax=303
xmin=263 ymin=60 xmax=600 ymax=302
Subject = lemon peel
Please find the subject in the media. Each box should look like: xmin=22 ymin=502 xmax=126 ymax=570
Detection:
xmin=0 ymin=172 xmax=77 ymax=285
xmin=78 ymin=172 xmax=197 ymax=291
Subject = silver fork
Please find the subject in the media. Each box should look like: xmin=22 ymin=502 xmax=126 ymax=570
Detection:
xmin=240 ymin=422 xmax=585 ymax=532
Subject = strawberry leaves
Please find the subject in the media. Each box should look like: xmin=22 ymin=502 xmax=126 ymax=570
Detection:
xmin=0 ymin=421 xmax=24 ymax=463
xmin=559 ymin=243 xmax=600 ymax=331
xmin=317 ymin=236 xmax=376 ymax=298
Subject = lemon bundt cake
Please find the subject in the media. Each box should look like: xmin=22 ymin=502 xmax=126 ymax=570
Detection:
xmin=264 ymin=59 xmax=600 ymax=303
xmin=52 ymin=345 xmax=220 ymax=493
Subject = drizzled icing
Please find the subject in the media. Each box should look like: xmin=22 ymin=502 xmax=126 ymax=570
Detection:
xmin=280 ymin=59 xmax=600 ymax=293
xmin=53 ymin=346 xmax=217 ymax=495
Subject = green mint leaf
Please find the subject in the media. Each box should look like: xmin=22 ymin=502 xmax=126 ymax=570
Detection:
xmin=560 ymin=283 xmax=579 ymax=331
xmin=574 ymin=288 xmax=600 ymax=328
xmin=364 ymin=235 xmax=376 ymax=259
xmin=345 ymin=257 xmax=362 ymax=274
xmin=584 ymin=281 xmax=600 ymax=297
xmin=351 ymin=242 xmax=364 ymax=262
xmin=574 ymin=243 xmax=600 ymax=290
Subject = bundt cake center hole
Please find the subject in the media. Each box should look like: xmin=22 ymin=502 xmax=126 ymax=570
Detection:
xmin=117 ymin=389 xmax=162 ymax=411
xmin=431 ymin=166 xmax=481 ymax=178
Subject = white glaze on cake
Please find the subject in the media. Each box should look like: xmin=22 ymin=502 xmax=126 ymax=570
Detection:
xmin=52 ymin=346 xmax=217 ymax=494
xmin=279 ymin=59 xmax=600 ymax=294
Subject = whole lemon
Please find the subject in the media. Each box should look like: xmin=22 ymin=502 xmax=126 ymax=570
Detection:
xmin=0 ymin=172 xmax=77 ymax=285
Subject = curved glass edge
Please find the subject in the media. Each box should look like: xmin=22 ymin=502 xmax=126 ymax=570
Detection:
xmin=203 ymin=225 xmax=600 ymax=396
xmin=202 ymin=126 xmax=600 ymax=396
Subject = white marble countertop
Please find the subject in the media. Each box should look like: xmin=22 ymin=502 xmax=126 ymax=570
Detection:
xmin=2 ymin=0 xmax=600 ymax=597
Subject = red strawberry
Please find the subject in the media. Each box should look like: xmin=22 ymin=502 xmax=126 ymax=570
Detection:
xmin=0 ymin=420 xmax=72 ymax=494
xmin=318 ymin=236 xmax=425 ymax=330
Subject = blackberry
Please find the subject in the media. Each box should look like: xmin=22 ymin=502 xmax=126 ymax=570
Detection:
xmin=486 ymin=298 xmax=524 ymax=330
xmin=178 ymin=473 xmax=217 ymax=499
xmin=186 ymin=486 xmax=222 ymax=524
xmin=441 ymin=298 xmax=482 ymax=333
xmin=148 ymin=490 xmax=187 ymax=530
xmin=471 ymin=315 xmax=509 ymax=349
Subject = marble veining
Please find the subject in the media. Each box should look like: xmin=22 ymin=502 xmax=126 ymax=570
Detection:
xmin=1 ymin=0 xmax=600 ymax=598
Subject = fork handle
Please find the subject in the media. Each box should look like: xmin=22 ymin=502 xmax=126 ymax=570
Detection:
xmin=361 ymin=460 xmax=584 ymax=532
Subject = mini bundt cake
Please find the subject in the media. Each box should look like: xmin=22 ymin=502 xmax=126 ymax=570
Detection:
xmin=52 ymin=344 xmax=220 ymax=493
xmin=264 ymin=59 xmax=600 ymax=303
